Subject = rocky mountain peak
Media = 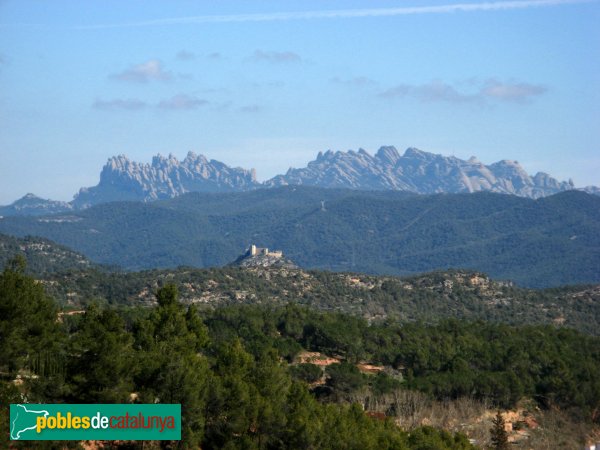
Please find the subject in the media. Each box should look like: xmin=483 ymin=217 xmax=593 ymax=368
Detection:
xmin=403 ymin=147 xmax=429 ymax=159
xmin=266 ymin=147 xmax=580 ymax=198
xmin=0 ymin=193 xmax=73 ymax=216
xmin=2 ymin=145 xmax=597 ymax=216
xmin=315 ymin=150 xmax=335 ymax=162
xmin=375 ymin=146 xmax=400 ymax=165
xmin=150 ymin=153 xmax=179 ymax=169
xmin=491 ymin=159 xmax=522 ymax=169
xmin=488 ymin=160 xmax=532 ymax=189
xmin=72 ymin=152 xmax=260 ymax=208
xmin=183 ymin=151 xmax=209 ymax=165
xmin=107 ymin=154 xmax=132 ymax=170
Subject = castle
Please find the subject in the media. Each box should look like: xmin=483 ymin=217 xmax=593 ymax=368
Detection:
xmin=247 ymin=244 xmax=283 ymax=258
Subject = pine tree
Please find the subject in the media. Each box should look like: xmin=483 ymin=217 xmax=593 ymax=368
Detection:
xmin=134 ymin=284 xmax=211 ymax=447
xmin=0 ymin=255 xmax=63 ymax=376
xmin=490 ymin=410 xmax=509 ymax=450
xmin=67 ymin=304 xmax=134 ymax=402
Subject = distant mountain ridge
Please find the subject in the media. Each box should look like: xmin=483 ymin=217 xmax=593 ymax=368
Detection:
xmin=267 ymin=147 xmax=576 ymax=198
xmin=1 ymin=187 xmax=599 ymax=287
xmin=0 ymin=193 xmax=74 ymax=216
xmin=2 ymin=146 xmax=598 ymax=215
xmin=72 ymin=152 xmax=259 ymax=208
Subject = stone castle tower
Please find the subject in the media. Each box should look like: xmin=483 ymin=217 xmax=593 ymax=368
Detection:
xmin=248 ymin=244 xmax=283 ymax=258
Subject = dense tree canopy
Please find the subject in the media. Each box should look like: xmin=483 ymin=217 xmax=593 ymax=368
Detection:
xmin=2 ymin=263 xmax=599 ymax=448
xmin=2 ymin=188 xmax=599 ymax=287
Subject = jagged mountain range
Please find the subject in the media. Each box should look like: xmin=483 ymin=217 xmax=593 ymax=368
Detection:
xmin=268 ymin=147 xmax=577 ymax=197
xmin=72 ymin=152 xmax=259 ymax=208
xmin=1 ymin=146 xmax=598 ymax=215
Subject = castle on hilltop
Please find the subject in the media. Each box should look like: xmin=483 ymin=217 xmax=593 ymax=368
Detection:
xmin=229 ymin=244 xmax=296 ymax=269
xmin=247 ymin=244 xmax=283 ymax=258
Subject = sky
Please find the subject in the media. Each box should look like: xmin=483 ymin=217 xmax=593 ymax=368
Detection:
xmin=0 ymin=0 xmax=599 ymax=204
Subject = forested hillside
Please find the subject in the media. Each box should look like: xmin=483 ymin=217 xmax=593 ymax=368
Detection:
xmin=34 ymin=264 xmax=600 ymax=336
xmin=4 ymin=234 xmax=598 ymax=335
xmin=1 ymin=187 xmax=599 ymax=287
xmin=0 ymin=233 xmax=97 ymax=274
xmin=2 ymin=261 xmax=599 ymax=448
xmin=0 ymin=261 xmax=476 ymax=449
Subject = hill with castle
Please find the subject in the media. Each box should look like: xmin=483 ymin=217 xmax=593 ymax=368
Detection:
xmin=230 ymin=244 xmax=298 ymax=269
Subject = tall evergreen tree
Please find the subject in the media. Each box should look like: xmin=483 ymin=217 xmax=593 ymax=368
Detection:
xmin=67 ymin=304 xmax=134 ymax=402
xmin=489 ymin=411 xmax=509 ymax=450
xmin=134 ymin=284 xmax=210 ymax=448
xmin=0 ymin=255 xmax=63 ymax=377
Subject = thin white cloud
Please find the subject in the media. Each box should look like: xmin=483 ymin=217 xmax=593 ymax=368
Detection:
xmin=92 ymin=98 xmax=148 ymax=111
xmin=239 ymin=104 xmax=262 ymax=113
xmin=380 ymin=79 xmax=547 ymax=105
xmin=482 ymin=79 xmax=547 ymax=102
xmin=76 ymin=0 xmax=593 ymax=29
xmin=110 ymin=60 xmax=172 ymax=83
xmin=158 ymin=94 xmax=208 ymax=110
xmin=331 ymin=76 xmax=378 ymax=86
xmin=92 ymin=95 xmax=210 ymax=112
xmin=249 ymin=50 xmax=301 ymax=64
xmin=380 ymin=80 xmax=480 ymax=103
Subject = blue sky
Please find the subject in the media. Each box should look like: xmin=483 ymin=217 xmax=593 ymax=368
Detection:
xmin=0 ymin=0 xmax=599 ymax=204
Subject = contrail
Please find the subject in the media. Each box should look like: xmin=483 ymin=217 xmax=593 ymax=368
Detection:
xmin=75 ymin=0 xmax=593 ymax=30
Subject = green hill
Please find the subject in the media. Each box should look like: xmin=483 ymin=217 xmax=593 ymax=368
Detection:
xmin=31 ymin=263 xmax=599 ymax=336
xmin=0 ymin=233 xmax=100 ymax=275
xmin=2 ymin=263 xmax=599 ymax=447
xmin=0 ymin=187 xmax=598 ymax=287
